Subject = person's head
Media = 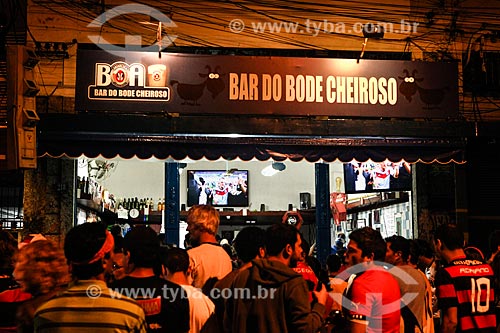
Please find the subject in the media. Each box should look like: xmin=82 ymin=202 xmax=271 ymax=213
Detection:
xmin=123 ymin=226 xmax=161 ymax=271
xmin=299 ymin=233 xmax=310 ymax=262
xmin=221 ymin=243 xmax=234 ymax=258
xmin=334 ymin=237 xmax=345 ymax=250
xmin=326 ymin=254 xmax=343 ymax=275
xmin=64 ymin=222 xmax=114 ymax=280
xmin=385 ymin=235 xmax=410 ymax=266
xmin=413 ymin=238 xmax=435 ymax=270
xmin=157 ymin=233 xmax=167 ymax=246
xmin=232 ymin=226 xmax=265 ymax=263
xmin=109 ymin=236 xmax=127 ymax=281
xmin=109 ymin=225 xmax=122 ymax=238
xmin=464 ymin=246 xmax=485 ymax=262
xmin=184 ymin=232 xmax=193 ymax=249
xmin=14 ymin=240 xmax=69 ymax=296
xmin=346 ymin=227 xmax=386 ymax=267
xmin=408 ymin=239 xmax=420 ymax=266
xmin=265 ymin=223 xmax=301 ymax=268
xmin=0 ymin=230 xmax=18 ymax=276
xmin=163 ymin=247 xmax=190 ymax=276
xmin=186 ymin=205 xmax=220 ymax=242
xmin=434 ymin=223 xmax=464 ymax=253
xmin=336 ymin=248 xmax=346 ymax=260
xmin=488 ymin=230 xmax=500 ymax=254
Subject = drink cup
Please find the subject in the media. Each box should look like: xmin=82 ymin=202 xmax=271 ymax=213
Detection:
xmin=147 ymin=64 xmax=168 ymax=87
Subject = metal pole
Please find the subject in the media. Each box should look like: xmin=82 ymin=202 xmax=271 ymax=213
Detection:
xmin=165 ymin=162 xmax=180 ymax=246
xmin=315 ymin=163 xmax=331 ymax=265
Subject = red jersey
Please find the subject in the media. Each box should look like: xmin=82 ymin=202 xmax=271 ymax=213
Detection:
xmin=293 ymin=261 xmax=318 ymax=302
xmin=293 ymin=261 xmax=334 ymax=318
xmin=344 ymin=266 xmax=401 ymax=333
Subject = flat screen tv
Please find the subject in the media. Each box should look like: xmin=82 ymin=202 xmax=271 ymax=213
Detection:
xmin=187 ymin=170 xmax=249 ymax=207
xmin=343 ymin=160 xmax=412 ymax=194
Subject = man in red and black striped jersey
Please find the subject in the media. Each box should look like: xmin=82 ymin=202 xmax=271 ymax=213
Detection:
xmin=434 ymin=224 xmax=496 ymax=333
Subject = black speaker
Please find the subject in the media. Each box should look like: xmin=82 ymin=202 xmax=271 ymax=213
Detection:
xmin=300 ymin=192 xmax=311 ymax=209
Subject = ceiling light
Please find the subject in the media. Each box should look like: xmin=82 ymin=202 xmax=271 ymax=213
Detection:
xmin=178 ymin=162 xmax=187 ymax=175
xmin=261 ymin=162 xmax=286 ymax=177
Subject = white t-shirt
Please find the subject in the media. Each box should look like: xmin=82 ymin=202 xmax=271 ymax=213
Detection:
xmin=188 ymin=243 xmax=232 ymax=288
xmin=181 ymin=284 xmax=215 ymax=333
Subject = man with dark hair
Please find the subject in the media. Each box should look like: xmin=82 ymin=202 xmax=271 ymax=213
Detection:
xmin=34 ymin=222 xmax=147 ymax=332
xmin=344 ymin=227 xmax=401 ymax=333
xmin=224 ymin=223 xmax=328 ymax=333
xmin=211 ymin=226 xmax=266 ymax=331
xmin=111 ymin=226 xmax=190 ymax=333
xmin=232 ymin=226 xmax=266 ymax=264
xmin=434 ymin=223 xmax=496 ymax=333
xmin=385 ymin=235 xmax=432 ymax=333
xmin=385 ymin=235 xmax=411 ymax=265
xmin=413 ymin=238 xmax=439 ymax=295
xmin=164 ymin=247 xmax=216 ymax=333
xmin=326 ymin=254 xmax=347 ymax=312
xmin=215 ymin=226 xmax=266 ymax=290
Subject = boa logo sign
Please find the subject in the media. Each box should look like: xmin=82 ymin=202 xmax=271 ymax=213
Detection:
xmin=88 ymin=61 xmax=170 ymax=101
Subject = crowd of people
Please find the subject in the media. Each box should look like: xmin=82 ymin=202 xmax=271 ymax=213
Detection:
xmin=0 ymin=205 xmax=499 ymax=333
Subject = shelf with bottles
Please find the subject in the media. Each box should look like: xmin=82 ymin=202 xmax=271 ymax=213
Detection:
xmin=115 ymin=197 xmax=164 ymax=224
xmin=117 ymin=197 xmax=164 ymax=212
xmin=76 ymin=198 xmax=118 ymax=225
xmin=77 ymin=198 xmax=163 ymax=225
xmin=76 ymin=176 xmax=116 ymax=212
xmin=118 ymin=211 xmax=163 ymax=225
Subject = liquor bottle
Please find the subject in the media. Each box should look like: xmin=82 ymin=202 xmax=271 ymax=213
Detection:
xmin=89 ymin=179 xmax=95 ymax=200
xmin=83 ymin=177 xmax=89 ymax=197
xmin=144 ymin=198 xmax=149 ymax=222
xmin=157 ymin=198 xmax=162 ymax=211
xmin=76 ymin=176 xmax=82 ymax=199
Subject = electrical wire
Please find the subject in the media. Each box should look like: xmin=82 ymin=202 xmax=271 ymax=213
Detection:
xmin=18 ymin=0 xmax=500 ymax=120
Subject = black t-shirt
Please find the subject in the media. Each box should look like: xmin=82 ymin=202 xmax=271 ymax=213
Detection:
xmin=111 ymin=276 xmax=190 ymax=333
